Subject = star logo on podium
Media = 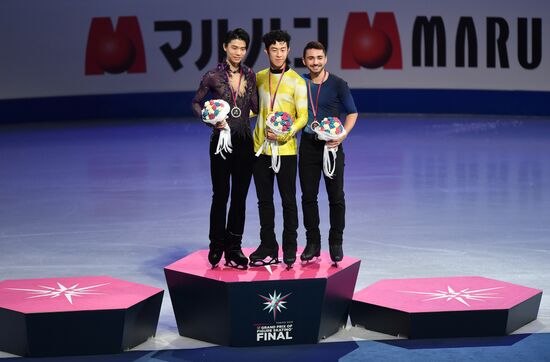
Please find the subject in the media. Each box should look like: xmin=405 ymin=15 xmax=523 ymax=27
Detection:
xmin=400 ymin=285 xmax=504 ymax=307
xmin=7 ymin=282 xmax=110 ymax=304
xmin=259 ymin=290 xmax=291 ymax=321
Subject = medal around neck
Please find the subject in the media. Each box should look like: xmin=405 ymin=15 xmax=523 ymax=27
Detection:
xmin=202 ymin=99 xmax=232 ymax=160
xmin=226 ymin=66 xmax=243 ymax=119
xmin=230 ymin=106 xmax=241 ymax=118
xmin=255 ymin=111 xmax=294 ymax=173
xmin=310 ymin=117 xmax=347 ymax=179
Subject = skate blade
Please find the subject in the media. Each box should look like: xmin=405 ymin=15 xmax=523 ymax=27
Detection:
xmin=225 ymin=260 xmax=248 ymax=270
xmin=300 ymin=256 xmax=321 ymax=264
xmin=249 ymin=257 xmax=280 ymax=267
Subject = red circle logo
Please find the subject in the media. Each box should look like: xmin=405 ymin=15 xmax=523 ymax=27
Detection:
xmin=351 ymin=28 xmax=393 ymax=69
xmin=95 ymin=33 xmax=136 ymax=74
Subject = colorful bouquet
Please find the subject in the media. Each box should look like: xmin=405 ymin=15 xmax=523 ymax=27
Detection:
xmin=202 ymin=99 xmax=232 ymax=159
xmin=255 ymin=111 xmax=294 ymax=173
xmin=310 ymin=117 xmax=347 ymax=178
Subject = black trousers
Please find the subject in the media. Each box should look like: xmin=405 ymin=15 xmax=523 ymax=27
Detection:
xmin=209 ymin=132 xmax=254 ymax=249
xmin=253 ymin=154 xmax=298 ymax=250
xmin=299 ymin=132 xmax=345 ymax=246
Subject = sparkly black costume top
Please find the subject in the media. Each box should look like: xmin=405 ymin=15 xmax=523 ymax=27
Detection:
xmin=192 ymin=62 xmax=258 ymax=138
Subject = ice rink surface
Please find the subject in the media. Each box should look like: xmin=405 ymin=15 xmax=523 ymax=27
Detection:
xmin=1 ymin=114 xmax=549 ymax=356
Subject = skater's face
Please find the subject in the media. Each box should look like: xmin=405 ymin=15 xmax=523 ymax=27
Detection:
xmin=265 ymin=41 xmax=289 ymax=70
xmin=302 ymin=48 xmax=327 ymax=76
xmin=224 ymin=39 xmax=247 ymax=66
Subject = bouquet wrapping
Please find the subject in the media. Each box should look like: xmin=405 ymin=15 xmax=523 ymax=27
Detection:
xmin=202 ymin=99 xmax=232 ymax=159
xmin=255 ymin=111 xmax=294 ymax=173
xmin=310 ymin=116 xmax=347 ymax=179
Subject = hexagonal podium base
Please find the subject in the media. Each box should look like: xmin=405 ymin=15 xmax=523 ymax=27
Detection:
xmin=165 ymin=248 xmax=361 ymax=346
xmin=0 ymin=276 xmax=163 ymax=357
xmin=350 ymin=276 xmax=542 ymax=339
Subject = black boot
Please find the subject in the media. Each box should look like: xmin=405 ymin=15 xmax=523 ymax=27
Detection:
xmin=208 ymin=241 xmax=224 ymax=268
xmin=283 ymin=241 xmax=297 ymax=270
xmin=300 ymin=242 xmax=321 ymax=262
xmin=224 ymin=233 xmax=248 ymax=270
xmin=225 ymin=248 xmax=248 ymax=270
xmin=329 ymin=243 xmax=343 ymax=267
xmin=249 ymin=243 xmax=279 ymax=266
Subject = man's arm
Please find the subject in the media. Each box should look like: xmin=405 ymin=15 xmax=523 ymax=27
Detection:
xmin=326 ymin=112 xmax=358 ymax=148
xmin=248 ymin=69 xmax=259 ymax=117
xmin=191 ymin=72 xmax=227 ymax=129
xmin=326 ymin=79 xmax=358 ymax=148
xmin=191 ymin=73 xmax=210 ymax=118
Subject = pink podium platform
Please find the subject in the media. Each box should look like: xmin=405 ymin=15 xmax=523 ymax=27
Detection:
xmin=164 ymin=248 xmax=361 ymax=346
xmin=0 ymin=276 xmax=163 ymax=357
xmin=350 ymin=276 xmax=542 ymax=339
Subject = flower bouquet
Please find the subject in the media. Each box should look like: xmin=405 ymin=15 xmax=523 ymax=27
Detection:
xmin=202 ymin=99 xmax=232 ymax=159
xmin=255 ymin=111 xmax=294 ymax=173
xmin=310 ymin=116 xmax=346 ymax=178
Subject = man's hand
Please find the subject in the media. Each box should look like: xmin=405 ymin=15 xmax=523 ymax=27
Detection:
xmin=215 ymin=118 xmax=228 ymax=129
xmin=266 ymin=129 xmax=278 ymax=141
xmin=326 ymin=134 xmax=347 ymax=148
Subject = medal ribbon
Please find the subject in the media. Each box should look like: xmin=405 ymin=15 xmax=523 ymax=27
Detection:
xmin=307 ymin=70 xmax=327 ymax=122
xmin=226 ymin=67 xmax=243 ymax=113
xmin=269 ymin=63 xmax=286 ymax=112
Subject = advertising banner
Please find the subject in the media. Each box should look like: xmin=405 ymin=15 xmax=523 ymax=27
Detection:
xmin=1 ymin=0 xmax=548 ymax=100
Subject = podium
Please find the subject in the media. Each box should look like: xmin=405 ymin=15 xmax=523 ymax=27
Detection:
xmin=350 ymin=276 xmax=542 ymax=338
xmin=0 ymin=276 xmax=163 ymax=357
xmin=165 ymin=248 xmax=360 ymax=346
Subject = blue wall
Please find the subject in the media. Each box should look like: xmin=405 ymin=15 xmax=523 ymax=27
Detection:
xmin=1 ymin=89 xmax=549 ymax=123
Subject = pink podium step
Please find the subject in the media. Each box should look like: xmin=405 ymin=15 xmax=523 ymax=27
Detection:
xmin=164 ymin=248 xmax=361 ymax=346
xmin=350 ymin=276 xmax=542 ymax=338
xmin=0 ymin=276 xmax=163 ymax=357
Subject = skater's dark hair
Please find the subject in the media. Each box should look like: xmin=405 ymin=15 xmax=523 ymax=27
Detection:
xmin=262 ymin=30 xmax=291 ymax=49
xmin=303 ymin=41 xmax=326 ymax=58
xmin=224 ymin=28 xmax=250 ymax=49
